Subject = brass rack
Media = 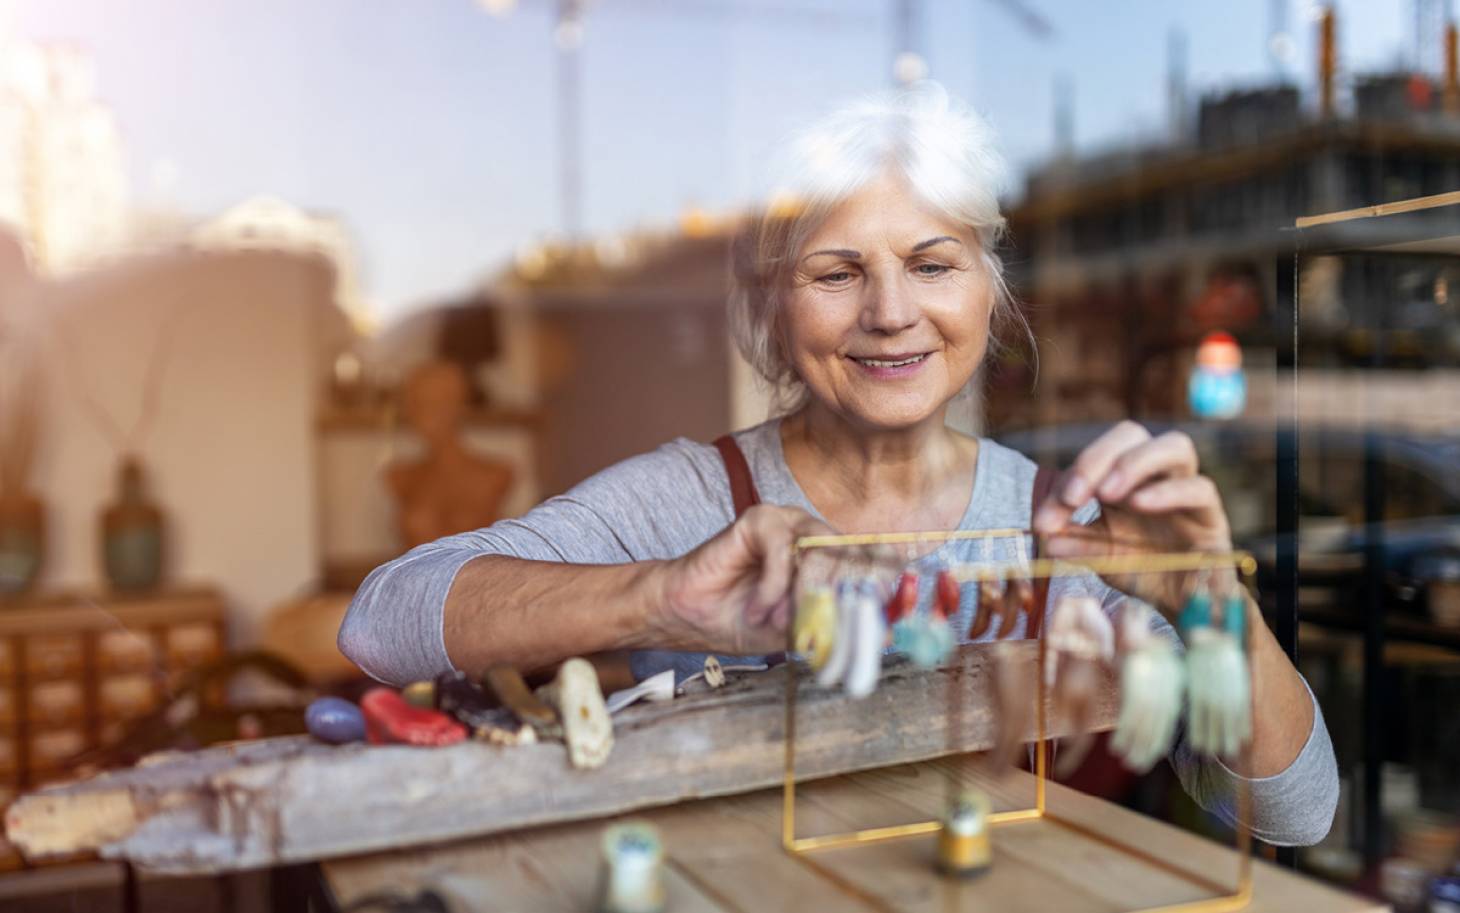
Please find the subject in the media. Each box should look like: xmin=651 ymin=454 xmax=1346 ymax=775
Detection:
xmin=781 ymin=527 xmax=1258 ymax=913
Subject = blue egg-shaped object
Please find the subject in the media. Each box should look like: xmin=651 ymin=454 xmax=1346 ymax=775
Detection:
xmin=306 ymin=696 xmax=366 ymax=744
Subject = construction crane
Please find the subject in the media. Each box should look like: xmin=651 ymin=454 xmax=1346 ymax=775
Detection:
xmin=894 ymin=0 xmax=1053 ymax=86
xmin=477 ymin=0 xmax=1054 ymax=235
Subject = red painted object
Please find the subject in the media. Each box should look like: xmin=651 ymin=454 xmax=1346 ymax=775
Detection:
xmin=886 ymin=572 xmax=919 ymax=624
xmin=361 ymin=687 xmax=468 ymax=746
xmin=934 ymin=570 xmax=960 ymax=620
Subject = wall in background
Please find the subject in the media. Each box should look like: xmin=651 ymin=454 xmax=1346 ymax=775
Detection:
xmin=24 ymin=249 xmax=350 ymax=645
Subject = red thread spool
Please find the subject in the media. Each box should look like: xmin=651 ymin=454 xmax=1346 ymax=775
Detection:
xmin=886 ymin=572 xmax=919 ymax=624
xmin=935 ymin=570 xmax=961 ymax=620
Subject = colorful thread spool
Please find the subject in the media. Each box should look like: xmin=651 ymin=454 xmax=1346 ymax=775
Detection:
xmin=597 ymin=820 xmax=666 ymax=913
xmin=937 ymin=789 xmax=993 ymax=878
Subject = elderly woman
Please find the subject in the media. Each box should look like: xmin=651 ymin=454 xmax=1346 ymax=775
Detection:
xmin=339 ymin=84 xmax=1337 ymax=846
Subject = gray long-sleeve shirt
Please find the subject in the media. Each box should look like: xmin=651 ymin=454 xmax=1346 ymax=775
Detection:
xmin=339 ymin=419 xmax=1339 ymax=846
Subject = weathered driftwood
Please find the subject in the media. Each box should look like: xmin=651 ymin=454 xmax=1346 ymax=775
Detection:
xmin=5 ymin=644 xmax=1115 ymax=874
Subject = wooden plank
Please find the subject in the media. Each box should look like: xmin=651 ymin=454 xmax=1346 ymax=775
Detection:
xmin=324 ymin=763 xmax=1386 ymax=913
xmin=5 ymin=644 xmax=1114 ymax=874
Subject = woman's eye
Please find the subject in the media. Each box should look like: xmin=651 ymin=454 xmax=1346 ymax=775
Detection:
xmin=915 ymin=263 xmax=950 ymax=277
xmin=818 ymin=271 xmax=854 ymax=284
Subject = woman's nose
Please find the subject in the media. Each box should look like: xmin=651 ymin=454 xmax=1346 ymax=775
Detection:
xmin=860 ymin=274 xmax=919 ymax=335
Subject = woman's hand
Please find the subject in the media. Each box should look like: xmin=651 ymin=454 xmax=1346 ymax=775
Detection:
xmin=654 ymin=504 xmax=835 ymax=654
xmin=1031 ymin=421 xmax=1233 ymax=617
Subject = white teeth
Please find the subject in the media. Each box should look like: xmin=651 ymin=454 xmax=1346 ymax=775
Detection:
xmin=857 ymin=354 xmax=927 ymax=368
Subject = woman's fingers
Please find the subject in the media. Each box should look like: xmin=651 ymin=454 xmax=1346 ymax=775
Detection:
xmin=769 ymin=599 xmax=792 ymax=632
xmin=1034 ymin=421 xmax=1151 ymax=534
xmin=745 ymin=506 xmax=833 ymax=629
xmin=1095 ymin=431 xmax=1199 ymax=502
xmin=996 ymin=588 xmax=1022 ymax=638
xmin=1042 ymin=530 xmax=1109 ymax=561
xmin=1127 ymin=476 xmax=1229 ymax=540
xmin=969 ymin=579 xmax=998 ymax=638
xmin=745 ymin=509 xmax=796 ymax=627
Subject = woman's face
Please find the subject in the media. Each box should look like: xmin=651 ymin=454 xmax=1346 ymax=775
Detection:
xmin=781 ymin=171 xmax=994 ymax=431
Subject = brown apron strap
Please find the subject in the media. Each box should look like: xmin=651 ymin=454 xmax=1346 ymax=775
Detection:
xmin=1027 ymin=465 xmax=1058 ymax=639
xmin=713 ymin=433 xmax=781 ymax=666
xmin=1031 ymin=465 xmax=1058 ymax=512
xmin=713 ymin=434 xmax=761 ymax=519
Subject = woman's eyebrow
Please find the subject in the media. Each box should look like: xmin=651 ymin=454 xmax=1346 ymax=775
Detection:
xmin=801 ymin=235 xmax=959 ymax=263
xmin=912 ymin=235 xmax=959 ymax=252
xmin=802 ymin=247 xmax=861 ymax=262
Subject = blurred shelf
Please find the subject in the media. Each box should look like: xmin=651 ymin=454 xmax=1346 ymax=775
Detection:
xmin=316 ymin=404 xmax=543 ymax=432
xmin=0 ymin=859 xmax=122 ymax=896
xmin=1298 ymin=606 xmax=1460 ymax=652
xmin=0 ymin=586 xmax=224 ymax=635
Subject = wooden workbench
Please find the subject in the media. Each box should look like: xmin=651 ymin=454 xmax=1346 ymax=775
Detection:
xmin=323 ymin=758 xmax=1385 ymax=913
xmin=4 ymin=643 xmax=1385 ymax=912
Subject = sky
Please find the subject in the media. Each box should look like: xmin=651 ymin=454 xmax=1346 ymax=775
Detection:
xmin=4 ymin=1 xmax=1418 ymax=322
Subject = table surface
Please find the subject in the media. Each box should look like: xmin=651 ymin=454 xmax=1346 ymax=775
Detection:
xmin=323 ymin=758 xmax=1386 ymax=913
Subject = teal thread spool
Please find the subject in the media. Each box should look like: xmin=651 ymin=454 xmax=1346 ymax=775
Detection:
xmin=1222 ymin=593 xmax=1246 ymax=640
xmin=1178 ymin=588 xmax=1213 ymax=637
xmin=893 ymin=615 xmax=956 ymax=668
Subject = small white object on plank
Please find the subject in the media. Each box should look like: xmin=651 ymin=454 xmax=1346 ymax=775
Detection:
xmin=4 ymin=644 xmax=1113 ymax=875
xmin=536 ymin=657 xmax=614 ymax=770
xmin=605 ymin=669 xmax=676 ymax=715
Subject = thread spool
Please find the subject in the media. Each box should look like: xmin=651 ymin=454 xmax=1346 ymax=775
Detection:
xmin=937 ymin=789 xmax=992 ymax=878
xmin=597 ymin=820 xmax=666 ymax=913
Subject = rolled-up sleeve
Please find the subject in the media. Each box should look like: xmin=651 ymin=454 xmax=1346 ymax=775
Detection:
xmin=1170 ymin=677 xmax=1340 ymax=846
xmin=337 ymin=439 xmax=732 ymax=686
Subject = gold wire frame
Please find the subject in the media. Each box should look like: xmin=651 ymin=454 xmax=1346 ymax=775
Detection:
xmin=781 ymin=528 xmax=1259 ymax=913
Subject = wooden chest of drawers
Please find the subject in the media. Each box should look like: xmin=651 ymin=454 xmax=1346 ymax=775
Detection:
xmin=0 ymin=588 xmax=226 ymax=869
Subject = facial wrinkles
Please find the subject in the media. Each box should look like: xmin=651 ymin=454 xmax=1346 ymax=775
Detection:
xmin=795 ymin=246 xmax=978 ymax=353
xmin=780 ymin=174 xmax=993 ymax=430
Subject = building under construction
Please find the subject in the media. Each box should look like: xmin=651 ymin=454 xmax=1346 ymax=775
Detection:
xmin=997 ymin=8 xmax=1460 ymax=433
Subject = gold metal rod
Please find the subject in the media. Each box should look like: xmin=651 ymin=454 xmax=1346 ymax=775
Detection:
xmin=1295 ymin=187 xmax=1460 ymax=228
xmin=779 ymin=533 xmax=1261 ymax=913
xmin=1036 ymin=618 xmax=1048 ymax=815
xmin=1235 ymin=569 xmax=1257 ymax=898
xmin=794 ymin=530 xmax=1256 ymax=580
xmin=790 ymin=807 xmax=1043 ymax=855
xmin=796 ymin=525 xmax=1177 ymax=555
xmin=1124 ymin=885 xmax=1253 ymax=913
xmin=988 ymin=808 xmax=1042 ymax=825
xmin=792 ymin=820 xmax=943 ymax=853
xmin=795 ymin=528 xmax=1027 ymax=549
xmin=941 ymin=551 xmax=1259 ymax=581
xmin=782 ymin=624 xmax=798 ymax=849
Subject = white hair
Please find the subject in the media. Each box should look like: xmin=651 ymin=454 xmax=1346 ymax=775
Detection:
xmin=729 ymin=81 xmax=1029 ymax=413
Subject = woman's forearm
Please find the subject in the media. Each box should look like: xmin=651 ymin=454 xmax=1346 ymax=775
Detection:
xmin=442 ymin=555 xmax=674 ymax=677
xmin=1229 ymin=594 xmax=1314 ymax=778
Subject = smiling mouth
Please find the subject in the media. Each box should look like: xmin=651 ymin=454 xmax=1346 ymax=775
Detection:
xmin=850 ymin=353 xmax=930 ymax=368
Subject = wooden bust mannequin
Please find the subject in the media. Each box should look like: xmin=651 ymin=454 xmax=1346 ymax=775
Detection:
xmin=386 ymin=360 xmax=513 ymax=549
